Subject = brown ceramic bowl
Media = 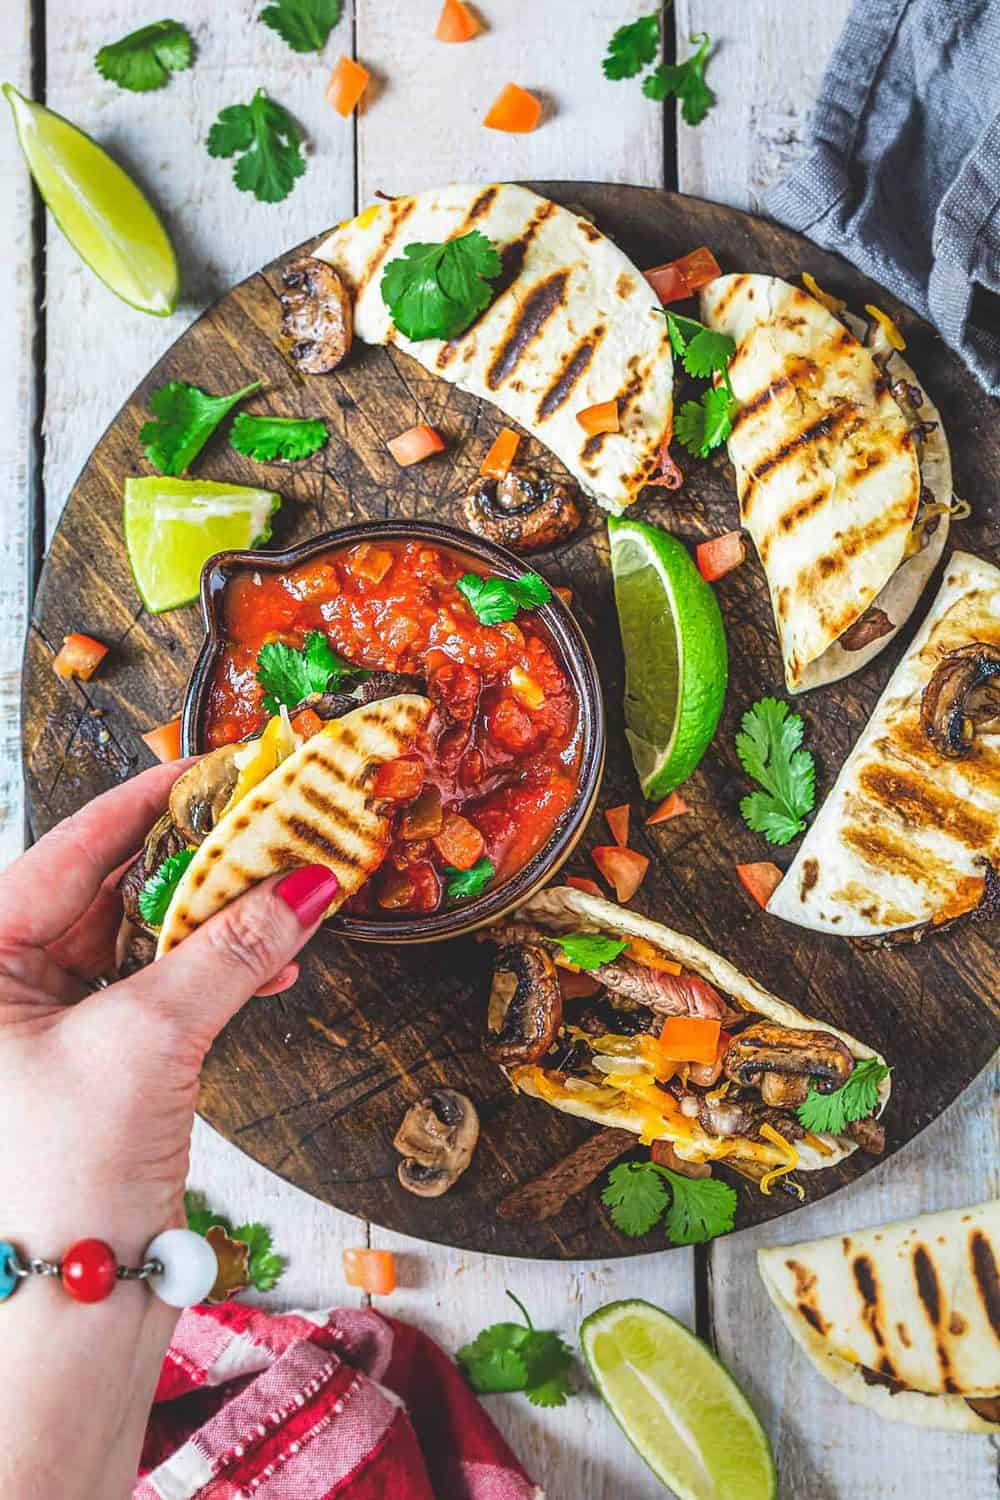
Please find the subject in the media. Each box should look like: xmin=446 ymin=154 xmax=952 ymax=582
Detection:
xmin=182 ymin=521 xmax=605 ymax=943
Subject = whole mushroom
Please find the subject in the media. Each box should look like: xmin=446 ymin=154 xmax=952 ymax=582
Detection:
xmin=168 ymin=743 xmax=242 ymax=845
xmin=462 ymin=469 xmax=583 ymax=554
xmin=393 ymin=1089 xmax=479 ymax=1198
xmin=485 ymin=944 xmax=563 ymax=1066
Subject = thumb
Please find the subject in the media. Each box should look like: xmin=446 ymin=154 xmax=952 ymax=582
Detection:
xmin=115 ymin=865 xmax=337 ymax=1047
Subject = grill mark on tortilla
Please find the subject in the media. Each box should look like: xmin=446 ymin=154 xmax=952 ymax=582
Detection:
xmin=857 ymin=763 xmax=994 ymax=849
xmin=486 ymin=270 xmax=570 ymax=390
xmin=853 ymin=1255 xmax=897 ymax=1377
xmin=799 ymin=857 xmax=819 ymax=898
xmin=840 ymin=821 xmax=957 ymax=896
xmin=461 ymin=185 xmax=499 ymax=226
xmin=537 ymin=330 xmax=603 ymax=420
xmin=731 ymin=374 xmax=792 ymax=431
xmin=436 ymin=201 xmax=556 ymax=370
xmin=356 ymin=197 xmax=417 ymax=296
xmin=707 ymin=273 xmax=748 ymax=323
xmin=787 ymin=1258 xmax=829 ymax=1335
xmin=616 ymin=272 xmax=635 ymax=298
xmin=789 ymin=493 xmax=917 ymax=606
xmin=740 ymin=404 xmax=859 ymax=512
xmin=279 ymin=812 xmax=364 ymax=869
xmin=580 ymin=356 xmax=646 ymax=463
xmin=776 ymin=483 xmax=830 ymax=535
xmin=913 ymin=1245 xmax=961 ymax=1393
xmin=970 ymin=1230 xmax=1000 ymax=1342
xmin=577 ymin=218 xmax=602 ymax=242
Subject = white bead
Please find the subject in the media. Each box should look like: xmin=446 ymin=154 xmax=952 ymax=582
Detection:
xmin=144 ymin=1228 xmax=218 ymax=1308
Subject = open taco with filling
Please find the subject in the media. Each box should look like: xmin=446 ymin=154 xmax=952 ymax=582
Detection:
xmin=700 ymin=274 xmax=954 ymax=693
xmin=758 ymin=1199 xmax=1000 ymax=1431
xmin=481 ymin=886 xmax=890 ymax=1196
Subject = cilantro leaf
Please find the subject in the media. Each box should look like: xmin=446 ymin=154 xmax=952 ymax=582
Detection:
xmin=643 ymin=32 xmax=715 ymax=125
xmin=140 ymin=379 xmax=262 ymax=475
xmin=556 ymin=932 xmax=628 ymax=970
xmin=444 ymin=858 xmax=494 ymax=902
xmin=736 ymin=698 xmax=816 ymax=845
xmin=138 ymin=847 xmax=195 ymax=926
xmin=603 ymin=13 xmax=660 ymax=81
xmin=674 ymin=386 xmax=737 ymax=457
xmin=661 ymin=1170 xmax=737 ymax=1245
xmin=456 ymin=571 xmax=551 ymax=625
xmin=381 ymin=232 xmax=502 ymax=342
xmin=682 ymin=329 xmax=736 ymax=380
xmin=457 ymin=1293 xmax=574 ymax=1407
xmin=207 ymin=89 xmax=306 ymax=204
xmin=602 ymin=1161 xmax=669 ymax=1237
xmin=95 ymin=20 xmax=193 ymax=92
xmin=184 ymin=1190 xmax=232 ymax=1237
xmin=797 ymin=1057 xmax=891 ymax=1137
xmin=664 ymin=311 xmax=704 ymax=357
xmin=260 ymin=0 xmax=341 ymax=53
xmin=230 ymin=412 xmax=328 ymax=463
xmin=256 ymin=630 xmax=365 ymax=714
xmin=232 ymin=1221 xmax=286 ymax=1292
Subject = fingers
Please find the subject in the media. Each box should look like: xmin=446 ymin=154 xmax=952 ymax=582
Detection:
xmin=109 ymin=866 xmax=336 ymax=1050
xmin=0 ymin=761 xmax=193 ymax=950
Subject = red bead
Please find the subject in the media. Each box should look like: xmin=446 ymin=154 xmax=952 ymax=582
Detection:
xmin=61 ymin=1239 xmax=118 ymax=1303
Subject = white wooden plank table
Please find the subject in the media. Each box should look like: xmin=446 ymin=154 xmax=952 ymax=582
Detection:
xmin=3 ymin=5 xmax=997 ymax=1495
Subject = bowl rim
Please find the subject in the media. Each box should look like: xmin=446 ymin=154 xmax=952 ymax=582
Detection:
xmin=182 ymin=518 xmax=606 ymax=942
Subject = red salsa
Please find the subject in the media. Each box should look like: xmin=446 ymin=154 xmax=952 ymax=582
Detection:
xmin=205 ymin=538 xmax=582 ymax=916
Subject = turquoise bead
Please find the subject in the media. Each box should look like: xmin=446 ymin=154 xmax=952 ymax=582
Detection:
xmin=0 ymin=1242 xmax=21 ymax=1302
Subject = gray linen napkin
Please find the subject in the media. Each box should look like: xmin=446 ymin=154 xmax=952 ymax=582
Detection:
xmin=768 ymin=0 xmax=1000 ymax=395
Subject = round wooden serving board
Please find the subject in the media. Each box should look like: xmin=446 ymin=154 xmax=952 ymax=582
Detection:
xmin=23 ymin=184 xmax=999 ymax=1259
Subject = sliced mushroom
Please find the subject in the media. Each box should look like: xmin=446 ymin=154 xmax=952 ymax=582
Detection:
xmin=169 ymin=744 xmax=241 ymax=845
xmin=114 ymin=916 xmax=158 ymax=979
xmin=723 ymin=1022 xmax=854 ymax=1103
xmin=304 ymin=671 xmax=427 ymax=721
xmin=462 ymin=470 xmax=583 ymax=554
xmin=485 ymin=944 xmax=563 ymax=1066
xmin=119 ymin=811 xmax=189 ymax=930
xmin=920 ymin=643 xmax=1000 ymax=758
xmin=838 ymin=606 xmax=894 ymax=653
xmin=393 ymin=1089 xmax=479 ymax=1197
xmin=280 ymin=256 xmax=353 ymax=374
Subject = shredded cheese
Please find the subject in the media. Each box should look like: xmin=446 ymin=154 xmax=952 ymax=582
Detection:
xmin=625 ymin=937 xmax=682 ymax=975
xmin=802 ymin=1131 xmax=834 ymax=1159
xmin=757 ymin=1123 xmax=803 ymax=1197
xmin=950 ymin=495 xmax=972 ymax=520
xmin=865 ymin=303 xmax=906 ymax=350
xmin=802 ymin=271 xmax=846 ymax=315
xmin=706 ymin=1080 xmax=731 ymax=1104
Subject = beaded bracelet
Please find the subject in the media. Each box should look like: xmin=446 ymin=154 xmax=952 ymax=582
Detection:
xmin=0 ymin=1230 xmax=219 ymax=1309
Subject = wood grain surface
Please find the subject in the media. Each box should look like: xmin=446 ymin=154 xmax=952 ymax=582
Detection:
xmin=22 ymin=182 xmax=999 ymax=1260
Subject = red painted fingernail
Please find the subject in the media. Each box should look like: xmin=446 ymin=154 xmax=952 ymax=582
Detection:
xmin=276 ymin=865 xmax=339 ymax=925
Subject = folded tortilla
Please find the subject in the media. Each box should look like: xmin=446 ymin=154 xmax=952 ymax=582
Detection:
xmin=315 ymin=184 xmax=674 ymax=514
xmin=156 ymin=695 xmax=432 ymax=956
xmin=758 ymin=1200 xmax=1000 ymax=1431
xmin=506 ymin=886 xmax=889 ymax=1174
xmin=700 ymin=275 xmax=952 ymax=692
xmin=768 ymin=551 xmax=1000 ymax=938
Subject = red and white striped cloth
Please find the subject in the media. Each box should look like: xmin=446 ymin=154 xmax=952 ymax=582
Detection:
xmin=135 ymin=1302 xmax=543 ymax=1500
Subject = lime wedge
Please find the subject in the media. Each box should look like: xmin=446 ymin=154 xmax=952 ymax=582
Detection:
xmin=124 ymin=477 xmax=280 ymax=612
xmin=581 ymin=1300 xmax=776 ymax=1500
xmin=4 ymin=85 xmax=178 ymax=316
xmin=608 ymin=516 xmax=727 ymax=799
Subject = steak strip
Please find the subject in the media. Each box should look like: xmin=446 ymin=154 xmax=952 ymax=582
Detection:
xmin=496 ymin=1128 xmax=634 ymax=1222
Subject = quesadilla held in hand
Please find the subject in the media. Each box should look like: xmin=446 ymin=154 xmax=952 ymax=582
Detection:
xmin=316 ymin=184 xmax=675 ymax=514
xmin=700 ymin=274 xmax=953 ymax=692
xmin=480 ymin=886 xmax=890 ymax=1194
xmin=758 ymin=1199 xmax=1000 ymax=1431
xmin=768 ymin=551 xmax=1000 ymax=939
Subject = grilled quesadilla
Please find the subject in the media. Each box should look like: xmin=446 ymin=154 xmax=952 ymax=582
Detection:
xmin=758 ymin=1199 xmax=1000 ymax=1431
xmin=315 ymin=184 xmax=674 ymax=514
xmin=769 ymin=551 xmax=1000 ymax=939
xmin=139 ymin=694 xmax=432 ymax=958
xmin=482 ymin=886 xmax=890 ymax=1191
xmin=700 ymin=274 xmax=953 ymax=692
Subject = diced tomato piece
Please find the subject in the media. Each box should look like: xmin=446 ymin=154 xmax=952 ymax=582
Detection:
xmin=554 ymin=586 xmax=573 ymax=607
xmin=434 ymin=810 xmax=486 ymax=870
xmin=388 ymin=424 xmax=446 ymax=467
xmin=326 ymin=56 xmax=370 ymax=117
xmin=658 ymin=1016 xmax=721 ymax=1065
xmin=645 ymin=791 xmax=689 ymax=826
xmin=736 ymin=861 xmax=783 ymax=909
xmin=53 ymin=632 xmax=109 ymax=682
xmin=480 ymin=427 xmax=521 ymax=480
xmin=591 ymin=845 xmax=649 ymax=902
xmin=483 ymin=82 xmax=542 ymax=133
xmin=605 ymin=803 xmax=630 ymax=847
xmin=696 ymin=531 xmax=746 ymax=583
xmin=643 ymin=247 xmax=722 ymax=304
xmin=489 ymin=696 xmax=537 ymax=753
xmin=430 ymin=661 xmax=481 ymax=722
xmin=141 ymin=716 xmax=182 ymax=763
xmin=343 ymin=1248 xmax=396 ymax=1294
xmin=292 ymin=707 xmax=325 ymax=739
xmin=435 ymin=0 xmax=480 ymax=41
xmin=372 ymin=756 xmax=425 ymax=801
xmin=458 ymin=748 xmax=484 ymax=788
xmin=576 ymin=399 xmax=619 ymax=435
xmin=401 ymin=784 xmax=443 ymax=840
xmin=565 ymin=875 xmax=604 ymax=898
xmin=350 ymin=543 xmax=394 ymax=585
xmin=558 ymin=968 xmax=602 ymax=1000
